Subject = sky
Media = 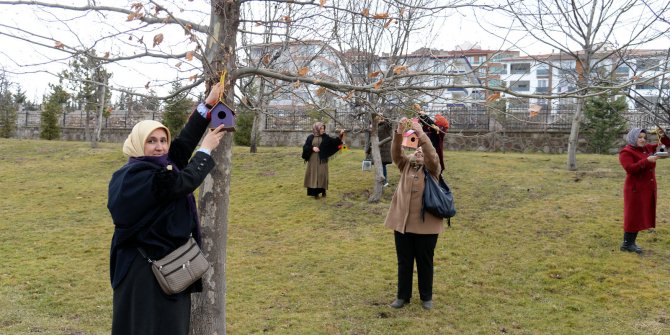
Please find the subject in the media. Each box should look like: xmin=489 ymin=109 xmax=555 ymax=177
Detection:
xmin=1 ymin=0 xmax=669 ymax=103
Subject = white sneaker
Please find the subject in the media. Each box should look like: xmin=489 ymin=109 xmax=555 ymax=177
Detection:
xmin=383 ymin=182 xmax=389 ymax=187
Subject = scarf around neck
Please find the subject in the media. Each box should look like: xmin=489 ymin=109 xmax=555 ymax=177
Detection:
xmin=127 ymin=154 xmax=202 ymax=243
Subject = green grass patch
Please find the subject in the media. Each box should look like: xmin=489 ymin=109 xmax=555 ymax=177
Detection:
xmin=1 ymin=138 xmax=670 ymax=334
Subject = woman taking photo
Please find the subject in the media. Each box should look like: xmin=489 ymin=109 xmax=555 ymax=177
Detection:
xmin=108 ymin=83 xmax=226 ymax=334
xmin=384 ymin=117 xmax=445 ymax=310
xmin=302 ymin=122 xmax=344 ymax=198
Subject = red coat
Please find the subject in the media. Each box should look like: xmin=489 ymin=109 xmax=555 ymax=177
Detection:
xmin=619 ymin=136 xmax=670 ymax=232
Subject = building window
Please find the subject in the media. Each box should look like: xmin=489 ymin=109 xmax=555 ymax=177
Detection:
xmin=536 ymin=65 xmax=549 ymax=76
xmin=616 ymin=65 xmax=630 ymax=74
xmin=510 ymin=81 xmax=530 ymax=91
xmin=510 ymin=63 xmax=530 ymax=74
xmin=636 ymin=58 xmax=658 ymax=72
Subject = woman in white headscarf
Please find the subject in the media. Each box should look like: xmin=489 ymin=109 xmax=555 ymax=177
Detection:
xmin=107 ymin=83 xmax=226 ymax=334
xmin=619 ymin=127 xmax=670 ymax=254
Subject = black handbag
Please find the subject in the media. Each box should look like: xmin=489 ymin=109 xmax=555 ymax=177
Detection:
xmin=422 ymin=168 xmax=456 ymax=226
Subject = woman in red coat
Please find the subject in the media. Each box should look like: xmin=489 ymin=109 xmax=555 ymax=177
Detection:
xmin=619 ymin=127 xmax=670 ymax=253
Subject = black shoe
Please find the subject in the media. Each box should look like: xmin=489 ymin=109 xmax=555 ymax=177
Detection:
xmin=620 ymin=243 xmax=643 ymax=254
xmin=389 ymin=299 xmax=408 ymax=309
xmin=421 ymin=300 xmax=433 ymax=310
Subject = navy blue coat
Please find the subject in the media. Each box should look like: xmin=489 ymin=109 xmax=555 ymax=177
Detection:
xmin=107 ymin=113 xmax=215 ymax=289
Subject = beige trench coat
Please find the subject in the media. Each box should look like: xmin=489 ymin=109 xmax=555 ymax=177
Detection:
xmin=384 ymin=131 xmax=445 ymax=234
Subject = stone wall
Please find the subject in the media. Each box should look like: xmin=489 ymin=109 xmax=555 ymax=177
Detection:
xmin=14 ymin=126 xmax=628 ymax=154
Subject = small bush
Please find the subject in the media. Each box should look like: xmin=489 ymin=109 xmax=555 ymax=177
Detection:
xmin=233 ymin=110 xmax=255 ymax=146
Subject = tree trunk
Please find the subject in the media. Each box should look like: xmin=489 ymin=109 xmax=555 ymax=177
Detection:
xmin=92 ymin=81 xmax=106 ymax=148
xmin=190 ymin=0 xmax=240 ymax=334
xmin=566 ymin=98 xmax=585 ymax=171
xmin=367 ymin=117 xmax=385 ymax=203
xmin=249 ymin=79 xmax=267 ymax=154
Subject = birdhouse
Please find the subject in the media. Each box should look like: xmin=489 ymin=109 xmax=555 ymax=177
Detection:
xmin=209 ymin=101 xmax=236 ymax=131
xmin=402 ymin=130 xmax=418 ymax=148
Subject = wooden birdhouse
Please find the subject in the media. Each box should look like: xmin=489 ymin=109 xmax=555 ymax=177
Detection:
xmin=402 ymin=130 xmax=418 ymax=148
xmin=209 ymin=101 xmax=236 ymax=131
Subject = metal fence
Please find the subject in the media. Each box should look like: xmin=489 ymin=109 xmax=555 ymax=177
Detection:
xmin=16 ymin=109 xmax=163 ymax=129
xmin=15 ymin=107 xmax=666 ymax=132
xmin=263 ymin=107 xmax=577 ymax=132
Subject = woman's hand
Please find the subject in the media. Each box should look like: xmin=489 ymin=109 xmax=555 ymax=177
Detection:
xmin=201 ymin=125 xmax=226 ymax=151
xmin=205 ymin=82 xmax=224 ymax=106
xmin=411 ymin=119 xmax=424 ymax=134
xmin=648 ymin=155 xmax=660 ymax=163
xmin=313 ymin=146 xmax=320 ymax=152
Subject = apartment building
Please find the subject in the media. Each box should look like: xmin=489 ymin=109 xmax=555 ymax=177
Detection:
xmin=496 ymin=49 xmax=669 ymax=112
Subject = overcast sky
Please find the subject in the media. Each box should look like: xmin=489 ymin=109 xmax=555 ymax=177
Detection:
xmin=1 ymin=0 xmax=668 ymax=103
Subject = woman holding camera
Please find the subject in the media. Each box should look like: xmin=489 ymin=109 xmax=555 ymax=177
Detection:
xmin=384 ymin=117 xmax=444 ymax=310
xmin=107 ymin=83 xmax=226 ymax=334
xmin=619 ymin=127 xmax=670 ymax=254
xmin=302 ymin=122 xmax=344 ymax=198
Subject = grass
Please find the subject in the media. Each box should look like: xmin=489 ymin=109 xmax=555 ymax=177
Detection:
xmin=1 ymin=138 xmax=670 ymax=334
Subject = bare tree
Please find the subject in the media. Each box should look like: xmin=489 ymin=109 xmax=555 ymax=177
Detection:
xmin=6 ymin=0 xmax=669 ymax=333
xmin=496 ymin=0 xmax=670 ymax=170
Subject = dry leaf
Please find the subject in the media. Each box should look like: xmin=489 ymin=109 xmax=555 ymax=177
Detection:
xmin=384 ymin=19 xmax=393 ymax=28
xmin=262 ymin=54 xmax=271 ymax=65
xmin=368 ymin=71 xmax=382 ymax=78
xmin=373 ymin=12 xmax=389 ymax=19
xmin=185 ymin=51 xmax=194 ymax=61
xmin=103 ymin=52 xmax=110 ymax=59
xmin=255 ymin=21 xmax=263 ymax=26
xmin=316 ymin=87 xmax=327 ymax=96
xmin=319 ymin=0 xmax=326 ymax=7
xmin=399 ymin=8 xmax=406 ymax=17
xmin=184 ymin=24 xmax=193 ymax=34
xmin=189 ymin=74 xmax=198 ymax=82
xmin=393 ymin=65 xmax=407 ymax=74
xmin=283 ymin=16 xmax=291 ymax=23
xmin=54 ymin=41 xmax=65 ymax=49
xmin=342 ymin=90 xmax=354 ymax=100
xmin=297 ymin=67 xmax=309 ymax=76
xmin=145 ymin=82 xmax=150 ymax=89
xmin=361 ymin=8 xmax=369 ymax=17
xmin=175 ymin=62 xmax=182 ymax=69
xmin=153 ymin=33 xmax=164 ymax=47
xmin=373 ymin=79 xmax=383 ymax=89
xmin=412 ymin=104 xmax=422 ymax=111
xmin=529 ymin=111 xmax=539 ymax=118
xmin=293 ymin=80 xmax=301 ymax=88
xmin=486 ymin=92 xmax=501 ymax=102
xmin=153 ymin=4 xmax=163 ymax=15
xmin=130 ymin=2 xmax=143 ymax=11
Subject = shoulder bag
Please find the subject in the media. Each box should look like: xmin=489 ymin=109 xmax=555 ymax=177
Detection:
xmin=138 ymin=237 xmax=210 ymax=295
xmin=422 ymin=168 xmax=456 ymax=226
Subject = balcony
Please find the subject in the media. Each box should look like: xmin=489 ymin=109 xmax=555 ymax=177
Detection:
xmin=535 ymin=87 xmax=550 ymax=93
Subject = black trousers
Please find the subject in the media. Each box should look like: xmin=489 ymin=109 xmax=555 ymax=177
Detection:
xmin=394 ymin=231 xmax=439 ymax=302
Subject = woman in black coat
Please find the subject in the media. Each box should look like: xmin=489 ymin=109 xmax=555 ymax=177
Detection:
xmin=302 ymin=122 xmax=344 ymax=198
xmin=107 ymin=83 xmax=226 ymax=335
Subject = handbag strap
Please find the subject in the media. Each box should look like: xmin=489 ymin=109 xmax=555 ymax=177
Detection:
xmin=137 ymin=247 xmax=155 ymax=264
